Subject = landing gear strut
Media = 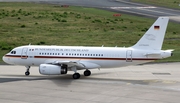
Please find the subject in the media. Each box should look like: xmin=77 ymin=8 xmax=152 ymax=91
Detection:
xmin=71 ymin=66 xmax=80 ymax=79
xmin=84 ymin=69 xmax=91 ymax=76
xmin=25 ymin=66 xmax=30 ymax=76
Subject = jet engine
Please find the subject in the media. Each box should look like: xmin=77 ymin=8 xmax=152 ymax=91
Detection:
xmin=39 ymin=64 xmax=67 ymax=75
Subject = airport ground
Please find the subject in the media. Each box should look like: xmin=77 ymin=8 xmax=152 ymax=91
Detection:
xmin=0 ymin=62 xmax=180 ymax=103
xmin=0 ymin=1 xmax=180 ymax=103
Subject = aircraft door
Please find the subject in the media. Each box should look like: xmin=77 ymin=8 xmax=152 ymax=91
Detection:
xmin=126 ymin=50 xmax=132 ymax=62
xmin=21 ymin=47 xmax=28 ymax=59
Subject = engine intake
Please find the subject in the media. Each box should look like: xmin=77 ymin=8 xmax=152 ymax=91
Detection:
xmin=39 ymin=64 xmax=67 ymax=75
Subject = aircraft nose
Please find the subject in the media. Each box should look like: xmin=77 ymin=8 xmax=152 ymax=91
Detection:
xmin=2 ymin=55 xmax=16 ymax=65
xmin=2 ymin=55 xmax=9 ymax=64
xmin=2 ymin=56 xmax=7 ymax=63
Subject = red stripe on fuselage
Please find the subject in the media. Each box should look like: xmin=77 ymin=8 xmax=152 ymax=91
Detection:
xmin=5 ymin=55 xmax=23 ymax=58
xmin=4 ymin=55 xmax=159 ymax=61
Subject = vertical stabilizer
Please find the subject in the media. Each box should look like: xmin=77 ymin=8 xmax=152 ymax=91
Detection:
xmin=132 ymin=17 xmax=169 ymax=50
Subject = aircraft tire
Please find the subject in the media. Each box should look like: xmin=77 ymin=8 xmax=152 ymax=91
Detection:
xmin=73 ymin=73 xmax=80 ymax=79
xmin=84 ymin=70 xmax=91 ymax=76
xmin=25 ymin=71 xmax=30 ymax=76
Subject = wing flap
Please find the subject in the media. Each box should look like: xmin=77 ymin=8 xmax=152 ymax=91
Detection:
xmin=45 ymin=60 xmax=100 ymax=69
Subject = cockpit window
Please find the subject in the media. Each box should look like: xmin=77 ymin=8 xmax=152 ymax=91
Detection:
xmin=11 ymin=51 xmax=16 ymax=54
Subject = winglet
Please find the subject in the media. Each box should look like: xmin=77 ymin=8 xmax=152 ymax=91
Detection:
xmin=132 ymin=17 xmax=169 ymax=50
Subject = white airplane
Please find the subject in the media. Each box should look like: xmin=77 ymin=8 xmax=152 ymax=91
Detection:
xmin=2 ymin=17 xmax=173 ymax=79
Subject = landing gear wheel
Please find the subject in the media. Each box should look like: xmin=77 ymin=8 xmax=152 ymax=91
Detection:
xmin=84 ymin=70 xmax=91 ymax=76
xmin=25 ymin=66 xmax=30 ymax=76
xmin=73 ymin=73 xmax=80 ymax=79
xmin=25 ymin=71 xmax=30 ymax=76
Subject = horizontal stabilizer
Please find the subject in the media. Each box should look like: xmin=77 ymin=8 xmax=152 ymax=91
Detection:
xmin=144 ymin=49 xmax=174 ymax=56
xmin=144 ymin=52 xmax=161 ymax=56
xmin=164 ymin=49 xmax=174 ymax=52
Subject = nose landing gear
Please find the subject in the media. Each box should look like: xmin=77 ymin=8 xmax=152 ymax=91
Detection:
xmin=25 ymin=66 xmax=30 ymax=76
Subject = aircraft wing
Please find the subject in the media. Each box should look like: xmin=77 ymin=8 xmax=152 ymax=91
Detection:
xmin=44 ymin=60 xmax=101 ymax=69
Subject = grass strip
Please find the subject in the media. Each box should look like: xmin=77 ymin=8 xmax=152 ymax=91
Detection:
xmin=0 ymin=2 xmax=179 ymax=62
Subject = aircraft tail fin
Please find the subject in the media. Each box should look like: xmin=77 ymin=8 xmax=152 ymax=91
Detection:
xmin=132 ymin=17 xmax=169 ymax=50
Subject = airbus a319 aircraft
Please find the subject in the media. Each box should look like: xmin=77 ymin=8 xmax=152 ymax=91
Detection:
xmin=2 ymin=17 xmax=173 ymax=79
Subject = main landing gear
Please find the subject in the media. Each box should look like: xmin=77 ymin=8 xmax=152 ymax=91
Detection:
xmin=73 ymin=73 xmax=81 ymax=79
xmin=25 ymin=66 xmax=30 ymax=76
xmin=71 ymin=66 xmax=80 ymax=79
xmin=84 ymin=69 xmax=91 ymax=76
xmin=71 ymin=67 xmax=91 ymax=79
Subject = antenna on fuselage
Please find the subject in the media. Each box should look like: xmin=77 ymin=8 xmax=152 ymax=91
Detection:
xmin=29 ymin=43 xmax=31 ymax=46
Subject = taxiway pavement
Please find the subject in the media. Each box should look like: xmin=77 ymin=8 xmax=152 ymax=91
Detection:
xmin=0 ymin=62 xmax=180 ymax=103
xmin=1 ymin=0 xmax=180 ymax=23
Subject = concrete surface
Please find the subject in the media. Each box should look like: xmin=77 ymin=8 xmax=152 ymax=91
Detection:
xmin=0 ymin=1 xmax=180 ymax=102
xmin=0 ymin=62 xmax=180 ymax=103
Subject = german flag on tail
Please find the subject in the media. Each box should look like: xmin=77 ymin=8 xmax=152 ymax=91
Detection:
xmin=154 ymin=26 xmax=160 ymax=30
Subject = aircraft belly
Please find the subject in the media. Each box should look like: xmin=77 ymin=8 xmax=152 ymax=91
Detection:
xmin=83 ymin=60 xmax=126 ymax=68
xmin=88 ymin=60 xmax=153 ymax=68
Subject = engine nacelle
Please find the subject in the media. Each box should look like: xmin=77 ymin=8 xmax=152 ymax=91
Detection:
xmin=39 ymin=64 xmax=67 ymax=75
